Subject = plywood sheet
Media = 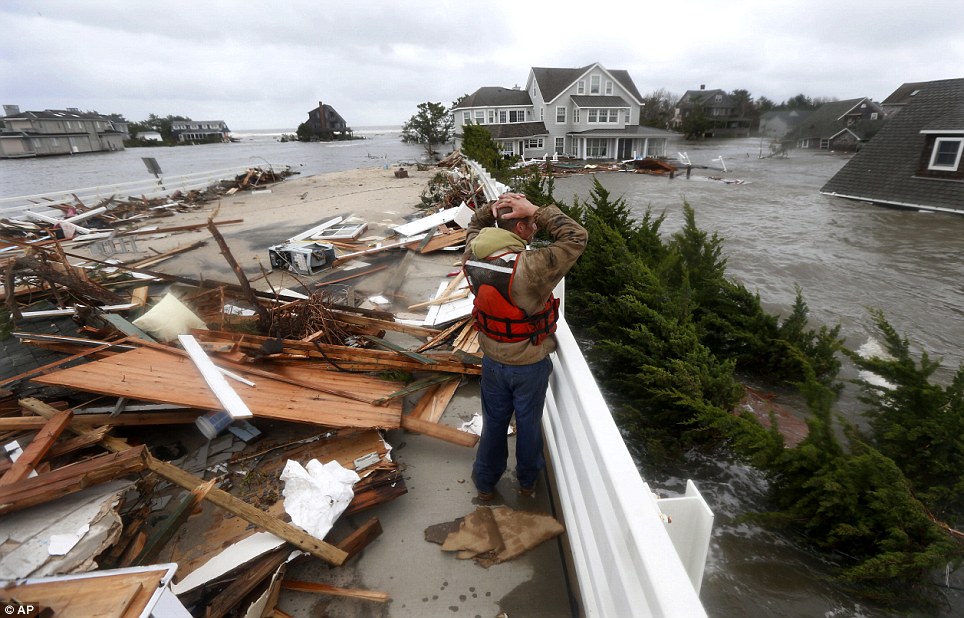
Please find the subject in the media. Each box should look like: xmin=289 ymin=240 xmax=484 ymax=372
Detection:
xmin=32 ymin=347 xmax=402 ymax=429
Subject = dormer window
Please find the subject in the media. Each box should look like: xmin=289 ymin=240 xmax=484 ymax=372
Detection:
xmin=577 ymin=81 xmax=585 ymax=95
xmin=929 ymin=137 xmax=963 ymax=171
xmin=590 ymin=75 xmax=600 ymax=94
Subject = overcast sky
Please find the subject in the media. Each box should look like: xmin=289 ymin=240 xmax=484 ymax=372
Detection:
xmin=3 ymin=0 xmax=962 ymax=130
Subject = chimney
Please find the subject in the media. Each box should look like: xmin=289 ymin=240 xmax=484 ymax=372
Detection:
xmin=318 ymin=100 xmax=328 ymax=129
xmin=700 ymin=84 xmax=705 ymax=90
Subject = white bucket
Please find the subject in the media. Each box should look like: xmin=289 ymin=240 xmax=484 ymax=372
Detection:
xmin=195 ymin=410 xmax=233 ymax=440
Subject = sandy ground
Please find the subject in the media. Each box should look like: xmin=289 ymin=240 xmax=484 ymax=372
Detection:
xmin=86 ymin=165 xmax=458 ymax=315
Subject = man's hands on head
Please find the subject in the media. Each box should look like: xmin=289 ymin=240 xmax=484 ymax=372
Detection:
xmin=492 ymin=193 xmax=538 ymax=220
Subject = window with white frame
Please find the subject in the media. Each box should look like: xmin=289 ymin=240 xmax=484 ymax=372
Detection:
xmin=540 ymin=108 xmax=544 ymax=121
xmin=524 ymin=138 xmax=544 ymax=149
xmin=499 ymin=110 xmax=507 ymax=123
xmin=577 ymin=81 xmax=585 ymax=95
xmin=586 ymin=138 xmax=607 ymax=158
xmin=574 ymin=108 xmax=580 ymax=123
xmin=590 ymin=75 xmax=601 ymax=94
xmin=463 ymin=111 xmax=471 ymax=125
xmin=929 ymin=137 xmax=963 ymax=171
xmin=587 ymin=109 xmax=620 ymax=123
xmin=556 ymin=106 xmax=566 ymax=123
xmin=488 ymin=110 xmax=495 ymax=123
xmin=475 ymin=110 xmax=485 ymax=125
xmin=555 ymin=137 xmax=564 ymax=153
xmin=508 ymin=110 xmax=525 ymax=123
xmin=605 ymin=80 xmax=613 ymax=95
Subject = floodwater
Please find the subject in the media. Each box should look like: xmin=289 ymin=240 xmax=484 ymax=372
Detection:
xmin=3 ymin=132 xmax=962 ymax=616
xmin=555 ymin=138 xmax=964 ymax=618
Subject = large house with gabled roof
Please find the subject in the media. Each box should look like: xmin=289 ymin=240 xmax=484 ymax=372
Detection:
xmin=820 ymin=78 xmax=964 ymax=214
xmin=452 ymin=62 xmax=675 ymax=162
xmin=791 ymin=97 xmax=886 ymax=151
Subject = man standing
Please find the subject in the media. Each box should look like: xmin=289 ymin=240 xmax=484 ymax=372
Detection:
xmin=463 ymin=193 xmax=587 ymax=500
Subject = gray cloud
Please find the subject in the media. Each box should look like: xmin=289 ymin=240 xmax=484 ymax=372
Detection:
xmin=3 ymin=0 xmax=962 ymax=129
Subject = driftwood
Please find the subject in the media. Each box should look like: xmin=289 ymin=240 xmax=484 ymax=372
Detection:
xmin=207 ymin=218 xmax=272 ymax=330
xmin=12 ymin=255 xmax=125 ymax=305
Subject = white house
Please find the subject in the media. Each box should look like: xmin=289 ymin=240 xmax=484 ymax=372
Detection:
xmin=453 ymin=62 xmax=675 ymax=161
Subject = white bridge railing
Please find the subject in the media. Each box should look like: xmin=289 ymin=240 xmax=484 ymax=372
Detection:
xmin=463 ymin=156 xmax=712 ymax=617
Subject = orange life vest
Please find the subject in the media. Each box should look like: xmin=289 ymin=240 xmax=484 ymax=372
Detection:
xmin=463 ymin=253 xmax=559 ymax=345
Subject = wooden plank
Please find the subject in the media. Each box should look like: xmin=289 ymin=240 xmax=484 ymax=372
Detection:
xmin=0 ymin=446 xmax=146 ymax=515
xmin=178 ymin=334 xmax=253 ymax=419
xmin=280 ymin=579 xmax=390 ymax=603
xmin=0 ymin=411 xmax=197 ymax=431
xmin=0 ymin=409 xmax=73 ymax=485
xmin=328 ymin=311 xmax=439 ymax=339
xmin=1 ymin=568 xmax=170 ymax=618
xmin=335 ymin=516 xmax=382 ymax=560
xmin=32 ymin=347 xmax=403 ymax=429
xmin=191 ymin=329 xmax=481 ymax=376
xmin=414 ymin=378 xmax=461 ymax=424
xmin=361 ymin=334 xmax=438 ymax=365
xmin=399 ymin=415 xmax=478 ymax=447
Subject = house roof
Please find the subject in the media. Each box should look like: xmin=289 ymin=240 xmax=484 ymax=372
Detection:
xmin=820 ymin=78 xmax=964 ymax=212
xmin=531 ymin=64 xmax=643 ymax=104
xmin=793 ymin=97 xmax=884 ymax=140
xmin=570 ymin=125 xmax=677 ymax=138
xmin=570 ymin=96 xmax=630 ymax=108
xmin=454 ymin=87 xmax=532 ymax=109
xmin=676 ymin=88 xmax=732 ymax=109
xmin=476 ymin=122 xmax=548 ymax=139
xmin=881 ymin=82 xmax=928 ymax=107
xmin=7 ymin=109 xmax=108 ymax=121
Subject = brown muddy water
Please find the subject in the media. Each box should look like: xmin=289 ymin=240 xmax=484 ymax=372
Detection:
xmin=555 ymin=137 xmax=964 ymax=618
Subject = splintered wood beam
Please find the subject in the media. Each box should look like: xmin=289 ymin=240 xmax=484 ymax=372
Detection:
xmin=280 ymin=579 xmax=390 ymax=603
xmin=0 ymin=409 xmax=73 ymax=486
xmin=335 ymin=516 xmax=382 ymax=560
xmin=206 ymin=546 xmax=292 ymax=618
xmin=399 ymin=415 xmax=478 ymax=448
xmin=0 ymin=445 xmax=146 ymax=515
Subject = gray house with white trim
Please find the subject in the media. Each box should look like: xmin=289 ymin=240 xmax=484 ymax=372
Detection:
xmin=453 ymin=63 xmax=675 ymax=161
xmin=820 ymin=78 xmax=964 ymax=214
xmin=0 ymin=106 xmax=126 ymax=158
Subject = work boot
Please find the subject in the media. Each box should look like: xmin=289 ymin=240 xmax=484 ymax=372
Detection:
xmin=518 ymin=485 xmax=535 ymax=498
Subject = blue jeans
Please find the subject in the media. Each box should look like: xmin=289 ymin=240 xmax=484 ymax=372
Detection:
xmin=473 ymin=355 xmax=553 ymax=493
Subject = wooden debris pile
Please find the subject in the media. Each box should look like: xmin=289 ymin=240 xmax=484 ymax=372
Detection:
xmin=0 ymin=162 xmax=493 ymax=615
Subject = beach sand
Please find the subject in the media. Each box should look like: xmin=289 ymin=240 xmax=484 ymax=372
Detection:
xmin=96 ymin=165 xmax=456 ymax=314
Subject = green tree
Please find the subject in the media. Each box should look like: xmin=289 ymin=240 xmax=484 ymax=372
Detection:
xmin=639 ymin=88 xmax=676 ymax=129
xmin=681 ymin=106 xmax=712 ymax=140
xmin=296 ymin=121 xmax=313 ymax=142
xmin=461 ymin=124 xmax=512 ymax=183
xmin=401 ymin=102 xmax=453 ymax=158
xmin=846 ymin=310 xmax=964 ymax=518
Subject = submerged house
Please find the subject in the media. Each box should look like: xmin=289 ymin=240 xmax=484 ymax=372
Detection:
xmin=0 ymin=105 xmax=127 ymax=158
xmin=821 ymin=78 xmax=964 ymax=214
xmin=170 ymin=119 xmax=231 ymax=143
xmin=791 ymin=97 xmax=886 ymax=151
xmin=452 ymin=62 xmax=675 ymax=161
xmin=758 ymin=109 xmax=810 ymax=140
xmin=305 ymin=100 xmax=352 ymax=140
